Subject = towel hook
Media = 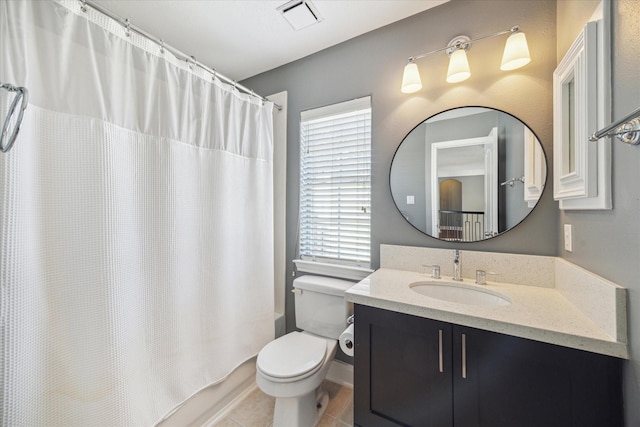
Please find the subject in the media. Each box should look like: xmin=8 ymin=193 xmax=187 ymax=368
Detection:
xmin=500 ymin=176 xmax=525 ymax=187
xmin=0 ymin=83 xmax=29 ymax=153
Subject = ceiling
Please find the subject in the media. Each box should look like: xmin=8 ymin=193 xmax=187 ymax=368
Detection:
xmin=93 ymin=0 xmax=449 ymax=81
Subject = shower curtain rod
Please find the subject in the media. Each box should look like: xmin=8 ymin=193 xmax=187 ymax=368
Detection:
xmin=80 ymin=0 xmax=282 ymax=110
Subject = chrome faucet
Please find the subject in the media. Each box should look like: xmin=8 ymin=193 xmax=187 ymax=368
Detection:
xmin=453 ymin=249 xmax=462 ymax=281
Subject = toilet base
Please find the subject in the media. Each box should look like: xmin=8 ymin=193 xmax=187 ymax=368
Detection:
xmin=272 ymin=386 xmax=329 ymax=427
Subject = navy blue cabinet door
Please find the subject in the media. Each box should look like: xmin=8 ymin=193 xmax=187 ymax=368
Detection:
xmin=354 ymin=305 xmax=622 ymax=427
xmin=354 ymin=304 xmax=453 ymax=426
xmin=452 ymin=325 xmax=622 ymax=427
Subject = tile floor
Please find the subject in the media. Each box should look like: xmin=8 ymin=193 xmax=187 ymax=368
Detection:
xmin=214 ymin=380 xmax=353 ymax=427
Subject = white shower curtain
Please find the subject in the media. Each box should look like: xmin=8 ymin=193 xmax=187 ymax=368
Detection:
xmin=0 ymin=1 xmax=275 ymax=425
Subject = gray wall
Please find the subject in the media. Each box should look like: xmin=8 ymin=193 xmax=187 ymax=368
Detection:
xmin=243 ymin=0 xmax=557 ymax=350
xmin=390 ymin=122 xmax=428 ymax=232
xmin=557 ymin=1 xmax=640 ymax=425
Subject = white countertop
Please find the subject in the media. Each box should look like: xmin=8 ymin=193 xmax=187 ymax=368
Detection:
xmin=346 ymin=268 xmax=628 ymax=359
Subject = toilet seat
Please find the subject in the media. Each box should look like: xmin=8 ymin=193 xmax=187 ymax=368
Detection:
xmin=257 ymin=332 xmax=327 ymax=381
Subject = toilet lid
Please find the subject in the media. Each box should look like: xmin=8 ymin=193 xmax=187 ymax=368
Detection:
xmin=257 ymin=332 xmax=327 ymax=379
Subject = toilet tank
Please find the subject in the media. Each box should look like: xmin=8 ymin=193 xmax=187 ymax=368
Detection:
xmin=293 ymin=275 xmax=354 ymax=339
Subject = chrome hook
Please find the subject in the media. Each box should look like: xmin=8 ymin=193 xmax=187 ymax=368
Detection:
xmin=0 ymin=84 xmax=29 ymax=153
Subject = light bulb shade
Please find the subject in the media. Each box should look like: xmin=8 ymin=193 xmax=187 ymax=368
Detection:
xmin=501 ymin=32 xmax=531 ymax=70
xmin=446 ymin=49 xmax=471 ymax=83
xmin=401 ymin=62 xmax=422 ymax=93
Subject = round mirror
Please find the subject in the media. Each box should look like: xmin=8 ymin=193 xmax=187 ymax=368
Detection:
xmin=390 ymin=106 xmax=547 ymax=242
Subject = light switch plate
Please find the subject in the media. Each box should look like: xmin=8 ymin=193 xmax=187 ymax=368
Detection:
xmin=564 ymin=224 xmax=573 ymax=252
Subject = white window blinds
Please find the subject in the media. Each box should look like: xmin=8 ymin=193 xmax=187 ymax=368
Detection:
xmin=299 ymin=97 xmax=371 ymax=267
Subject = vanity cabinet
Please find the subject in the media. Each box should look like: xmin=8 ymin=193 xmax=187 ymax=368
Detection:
xmin=354 ymin=304 xmax=622 ymax=427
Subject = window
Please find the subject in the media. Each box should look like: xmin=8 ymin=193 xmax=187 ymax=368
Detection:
xmin=299 ymin=97 xmax=371 ymax=268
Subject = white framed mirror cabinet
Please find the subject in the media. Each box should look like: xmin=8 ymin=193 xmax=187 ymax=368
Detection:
xmin=553 ymin=9 xmax=611 ymax=210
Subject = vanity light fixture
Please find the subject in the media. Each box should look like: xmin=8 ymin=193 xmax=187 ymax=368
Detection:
xmin=500 ymin=31 xmax=531 ymax=70
xmin=401 ymin=25 xmax=531 ymax=93
xmin=445 ymin=36 xmax=471 ymax=83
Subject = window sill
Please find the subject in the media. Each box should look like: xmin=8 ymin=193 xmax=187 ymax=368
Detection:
xmin=293 ymin=259 xmax=373 ymax=281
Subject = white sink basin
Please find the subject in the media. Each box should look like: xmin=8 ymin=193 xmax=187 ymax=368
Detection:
xmin=410 ymin=281 xmax=511 ymax=307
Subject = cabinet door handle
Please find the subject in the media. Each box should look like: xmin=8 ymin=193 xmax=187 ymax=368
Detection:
xmin=438 ymin=329 xmax=443 ymax=373
xmin=461 ymin=333 xmax=467 ymax=379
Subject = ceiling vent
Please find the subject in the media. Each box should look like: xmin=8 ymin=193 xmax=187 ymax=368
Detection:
xmin=277 ymin=0 xmax=323 ymax=31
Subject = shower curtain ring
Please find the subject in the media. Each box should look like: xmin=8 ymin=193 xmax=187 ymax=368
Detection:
xmin=80 ymin=0 xmax=87 ymax=12
xmin=159 ymin=39 xmax=165 ymax=54
xmin=124 ymin=19 xmax=131 ymax=37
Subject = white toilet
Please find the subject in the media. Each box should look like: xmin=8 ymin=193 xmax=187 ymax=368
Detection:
xmin=256 ymin=275 xmax=353 ymax=427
